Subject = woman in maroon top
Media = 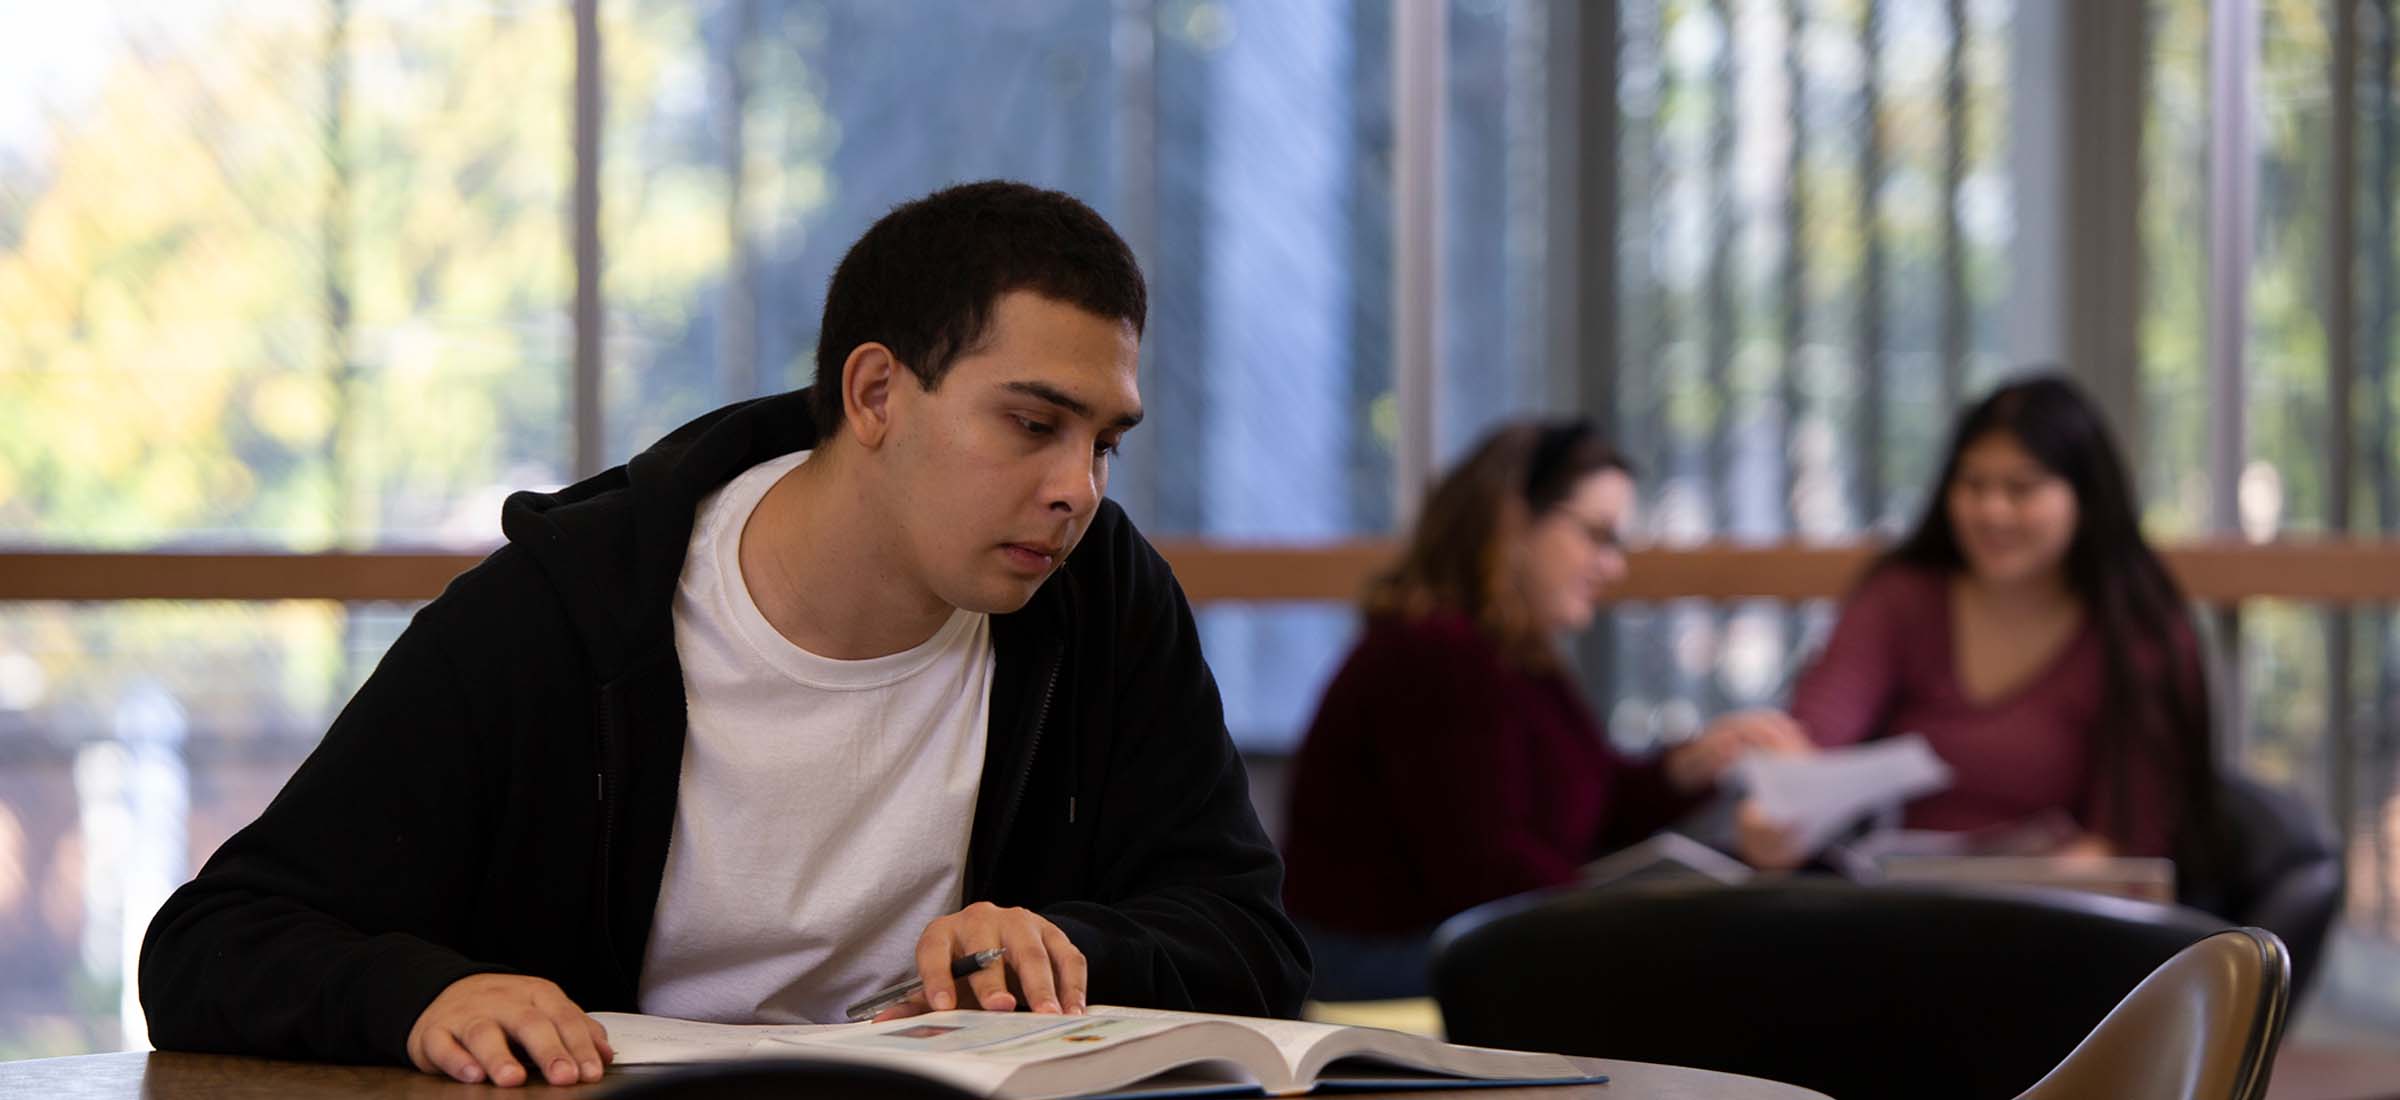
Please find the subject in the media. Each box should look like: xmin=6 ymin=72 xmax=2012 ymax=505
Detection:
xmin=1281 ymin=419 xmax=1795 ymax=1000
xmin=1722 ymin=374 xmax=2217 ymax=870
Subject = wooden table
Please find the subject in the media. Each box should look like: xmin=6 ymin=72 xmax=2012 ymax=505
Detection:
xmin=0 ymin=1050 xmax=1832 ymax=1099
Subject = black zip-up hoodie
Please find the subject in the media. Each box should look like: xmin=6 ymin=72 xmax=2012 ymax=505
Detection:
xmin=138 ymin=390 xmax=1310 ymax=1065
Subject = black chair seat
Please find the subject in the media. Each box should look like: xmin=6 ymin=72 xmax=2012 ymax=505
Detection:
xmin=1432 ymin=877 xmax=2233 ymax=1100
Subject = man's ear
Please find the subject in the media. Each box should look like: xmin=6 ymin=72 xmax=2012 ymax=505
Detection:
xmin=841 ymin=343 xmax=903 ymax=450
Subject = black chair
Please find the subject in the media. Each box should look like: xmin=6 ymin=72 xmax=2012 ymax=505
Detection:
xmin=599 ymin=1059 xmax=979 ymax=1099
xmin=1431 ymin=877 xmax=2234 ymax=1100
xmin=2180 ymin=607 xmax=2346 ymax=999
xmin=2017 ymin=927 xmax=2290 ymax=1100
xmin=2180 ymin=771 xmax=2344 ymax=1001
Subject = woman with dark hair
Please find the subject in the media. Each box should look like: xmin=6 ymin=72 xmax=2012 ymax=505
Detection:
xmin=1280 ymin=418 xmax=1798 ymax=1001
xmin=1723 ymin=373 xmax=2217 ymax=872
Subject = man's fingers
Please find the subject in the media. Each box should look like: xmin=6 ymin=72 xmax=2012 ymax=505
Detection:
xmin=510 ymin=1014 xmax=582 ymax=1087
xmin=1042 ymin=924 xmax=1088 ymax=1014
xmin=404 ymin=974 xmax=614 ymax=1086
xmin=462 ymin=1019 xmax=526 ymax=1088
xmin=585 ymin=1014 xmax=617 ymax=1066
xmin=873 ymin=989 xmax=932 ymax=1023
xmin=1000 ymin=922 xmax=1060 ymax=1014
xmin=419 ymin=1028 xmax=485 ymax=1085
xmin=909 ymin=906 xmax=1081 ymax=1015
xmin=549 ymin=1008 xmax=606 ymax=1083
xmin=916 ymin=931 xmax=961 ymax=1011
xmin=405 ymin=1028 xmax=431 ymax=1077
xmin=966 ymin=945 xmax=1015 ymax=1011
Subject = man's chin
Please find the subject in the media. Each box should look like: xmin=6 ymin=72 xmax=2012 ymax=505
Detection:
xmin=942 ymin=576 xmax=1049 ymax=616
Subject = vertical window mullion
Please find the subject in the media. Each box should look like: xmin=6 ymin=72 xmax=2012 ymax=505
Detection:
xmin=1940 ymin=0 xmax=1967 ymax=416
xmin=1856 ymin=0 xmax=1886 ymax=527
xmin=572 ymin=0 xmax=605 ymax=482
xmin=2327 ymin=0 xmax=2363 ymax=866
xmin=1392 ymin=0 xmax=1444 ymax=525
xmin=2366 ymin=0 xmax=2400 ymax=930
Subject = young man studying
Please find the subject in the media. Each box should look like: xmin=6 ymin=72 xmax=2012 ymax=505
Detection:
xmin=138 ymin=181 xmax=1310 ymax=1087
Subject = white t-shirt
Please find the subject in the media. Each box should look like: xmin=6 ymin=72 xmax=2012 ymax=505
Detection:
xmin=637 ymin=450 xmax=993 ymax=1024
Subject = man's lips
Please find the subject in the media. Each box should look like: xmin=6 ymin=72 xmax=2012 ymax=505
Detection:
xmin=1001 ymin=542 xmax=1061 ymax=571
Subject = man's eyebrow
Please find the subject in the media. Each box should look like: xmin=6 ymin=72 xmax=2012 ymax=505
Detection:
xmin=1003 ymin=380 xmax=1144 ymax=429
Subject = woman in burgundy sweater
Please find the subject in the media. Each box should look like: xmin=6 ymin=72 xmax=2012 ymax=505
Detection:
xmin=1722 ymin=375 xmax=2217 ymax=870
xmin=1280 ymin=420 xmax=1794 ymax=1000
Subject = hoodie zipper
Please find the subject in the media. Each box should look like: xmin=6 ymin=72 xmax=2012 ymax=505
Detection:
xmin=594 ymin=690 xmax=620 ymax=948
xmin=988 ymin=651 xmax=1063 ymax=862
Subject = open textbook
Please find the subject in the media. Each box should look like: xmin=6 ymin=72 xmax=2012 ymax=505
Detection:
xmin=590 ymin=1005 xmax=1606 ymax=1099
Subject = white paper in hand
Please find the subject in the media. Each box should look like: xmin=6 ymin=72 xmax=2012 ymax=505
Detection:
xmin=1733 ymin=735 xmax=1953 ymax=856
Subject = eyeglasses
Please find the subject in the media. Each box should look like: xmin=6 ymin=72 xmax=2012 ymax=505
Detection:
xmin=1548 ymin=513 xmax=1623 ymax=552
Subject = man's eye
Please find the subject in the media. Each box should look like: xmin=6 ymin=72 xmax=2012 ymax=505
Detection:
xmin=1095 ymin=439 xmax=1120 ymax=457
xmin=1015 ymin=416 xmax=1055 ymax=436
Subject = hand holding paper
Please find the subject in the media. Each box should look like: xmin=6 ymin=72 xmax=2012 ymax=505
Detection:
xmin=1731 ymin=734 xmax=1953 ymax=862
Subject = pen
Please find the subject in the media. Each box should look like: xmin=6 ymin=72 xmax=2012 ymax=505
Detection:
xmin=844 ymin=946 xmax=1008 ymax=1022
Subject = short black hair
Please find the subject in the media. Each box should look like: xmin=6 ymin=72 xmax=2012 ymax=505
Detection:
xmin=811 ymin=180 xmax=1148 ymax=436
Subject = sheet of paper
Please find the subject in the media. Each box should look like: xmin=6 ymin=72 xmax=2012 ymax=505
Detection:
xmin=1733 ymin=734 xmax=1953 ymax=855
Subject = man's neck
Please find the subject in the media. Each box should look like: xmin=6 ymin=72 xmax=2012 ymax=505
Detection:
xmin=737 ymin=446 xmax=957 ymax=660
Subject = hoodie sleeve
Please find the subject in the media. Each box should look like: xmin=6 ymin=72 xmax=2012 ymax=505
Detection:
xmin=1033 ymin=522 xmax=1312 ymax=1019
xmin=138 ymin=573 xmax=524 ymax=1065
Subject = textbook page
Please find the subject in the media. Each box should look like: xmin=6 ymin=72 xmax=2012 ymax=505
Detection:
xmin=598 ymin=1007 xmax=1602 ymax=1097
xmin=589 ymin=1012 xmax=866 ymax=1064
xmin=1088 ymin=1005 xmax=1601 ymax=1086
xmin=768 ymin=1011 xmax=1283 ymax=1096
xmin=599 ymin=1011 xmax=1239 ymax=1095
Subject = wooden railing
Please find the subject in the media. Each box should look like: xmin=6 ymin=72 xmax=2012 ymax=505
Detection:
xmin=4 ymin=540 xmax=2397 ymax=605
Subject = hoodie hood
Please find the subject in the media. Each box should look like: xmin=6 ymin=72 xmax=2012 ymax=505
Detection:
xmin=496 ymin=387 xmax=1076 ymax=681
xmin=498 ymin=391 xmax=819 ymax=680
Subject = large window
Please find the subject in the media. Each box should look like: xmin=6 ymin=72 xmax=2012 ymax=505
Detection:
xmin=0 ymin=0 xmax=1532 ymax=1052
xmin=0 ymin=1 xmax=576 ymax=1055
xmin=2133 ymin=0 xmax=2400 ymax=988
xmin=4 ymin=0 xmax=2398 ymax=1058
xmin=1604 ymin=0 xmax=2018 ymax=740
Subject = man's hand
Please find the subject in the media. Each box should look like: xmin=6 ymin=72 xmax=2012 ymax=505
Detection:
xmin=406 ymin=974 xmax=613 ymax=1087
xmin=874 ymin=902 xmax=1088 ymax=1020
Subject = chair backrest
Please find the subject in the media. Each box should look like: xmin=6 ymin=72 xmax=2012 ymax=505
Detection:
xmin=2181 ymin=606 xmax=2344 ymax=1001
xmin=2014 ymin=926 xmax=2290 ymax=1100
xmin=598 ymin=1059 xmax=981 ymax=1099
xmin=1430 ymin=877 xmax=2232 ymax=1100
xmin=2191 ymin=772 xmax=2342 ymax=1000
